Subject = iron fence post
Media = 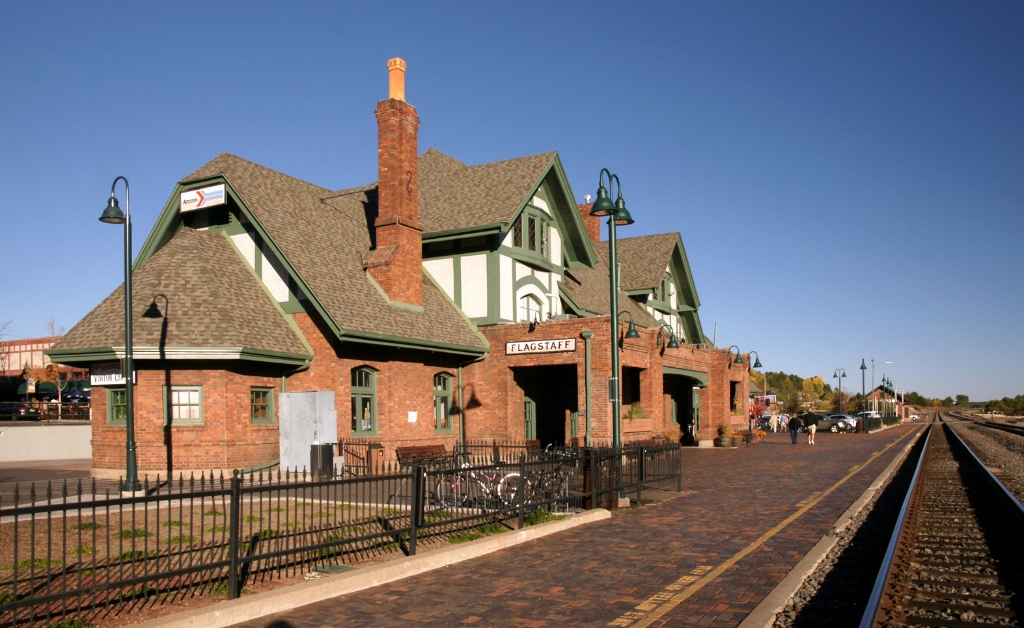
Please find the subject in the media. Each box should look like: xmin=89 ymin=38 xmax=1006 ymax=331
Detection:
xmin=637 ymin=446 xmax=645 ymax=507
xmin=492 ymin=440 xmax=500 ymax=465
xmin=517 ymin=453 xmax=527 ymax=529
xmin=228 ymin=469 xmax=241 ymax=599
xmin=676 ymin=445 xmax=683 ymax=492
xmin=410 ymin=462 xmax=422 ymax=556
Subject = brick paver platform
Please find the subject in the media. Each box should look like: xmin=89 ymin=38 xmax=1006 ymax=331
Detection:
xmin=231 ymin=424 xmax=922 ymax=628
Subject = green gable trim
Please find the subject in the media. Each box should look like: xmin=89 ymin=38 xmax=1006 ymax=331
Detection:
xmin=135 ymin=174 xmax=486 ymax=358
xmin=422 ymin=223 xmax=504 ymax=243
xmin=663 ymin=366 xmax=708 ymax=387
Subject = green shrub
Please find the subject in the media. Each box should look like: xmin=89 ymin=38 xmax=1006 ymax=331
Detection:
xmin=208 ymin=525 xmax=228 ymax=533
xmin=524 ymin=509 xmax=565 ymax=526
xmin=165 ymin=535 xmax=197 ymax=544
xmin=117 ymin=551 xmax=155 ymax=561
xmin=70 ymin=546 xmax=94 ymax=555
xmin=448 ymin=530 xmax=484 ymax=544
xmin=241 ymin=515 xmax=262 ymax=523
xmin=163 ymin=520 xmax=183 ymax=527
xmin=71 ymin=522 xmax=101 ymax=531
xmin=203 ymin=510 xmax=223 ymax=516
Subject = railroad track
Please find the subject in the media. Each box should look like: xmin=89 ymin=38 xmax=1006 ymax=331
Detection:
xmin=860 ymin=413 xmax=1024 ymax=627
xmin=945 ymin=410 xmax=1024 ymax=439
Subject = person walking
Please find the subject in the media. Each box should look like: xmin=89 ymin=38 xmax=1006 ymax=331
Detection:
xmin=788 ymin=413 xmax=802 ymax=445
xmin=769 ymin=414 xmax=779 ymax=433
xmin=805 ymin=412 xmax=819 ymax=445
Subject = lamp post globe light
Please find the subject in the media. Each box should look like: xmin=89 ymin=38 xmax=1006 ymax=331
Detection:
xmin=592 ymin=169 xmax=633 ymax=503
xmin=100 ymin=177 xmax=141 ymax=493
xmin=833 ymin=368 xmax=846 ymax=413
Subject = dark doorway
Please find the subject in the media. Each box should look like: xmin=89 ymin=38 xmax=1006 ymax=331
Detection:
xmin=513 ymin=365 xmax=577 ymax=448
xmin=664 ymin=374 xmax=699 ymax=445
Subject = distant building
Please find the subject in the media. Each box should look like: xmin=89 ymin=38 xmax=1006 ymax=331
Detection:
xmin=0 ymin=336 xmax=61 ymax=377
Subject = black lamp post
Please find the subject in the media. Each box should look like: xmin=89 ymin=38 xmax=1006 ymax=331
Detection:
xmin=99 ymin=177 xmax=141 ymax=493
xmin=833 ymin=368 xmax=847 ymax=413
xmin=590 ymin=169 xmax=634 ymax=455
xmin=860 ymin=359 xmax=867 ymax=412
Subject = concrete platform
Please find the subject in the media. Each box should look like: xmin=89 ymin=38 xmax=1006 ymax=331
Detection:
xmin=139 ymin=425 xmax=925 ymax=628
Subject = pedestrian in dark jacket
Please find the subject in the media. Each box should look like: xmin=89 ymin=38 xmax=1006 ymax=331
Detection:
xmin=804 ymin=413 xmax=819 ymax=445
xmin=788 ymin=414 xmax=802 ymax=445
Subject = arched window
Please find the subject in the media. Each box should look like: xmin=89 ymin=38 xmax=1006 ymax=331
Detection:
xmin=519 ymin=295 xmax=542 ymax=323
xmin=351 ymin=367 xmax=377 ymax=435
xmin=434 ymin=373 xmax=454 ymax=433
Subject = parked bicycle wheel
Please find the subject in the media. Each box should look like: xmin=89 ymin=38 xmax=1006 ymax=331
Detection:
xmin=435 ymin=472 xmax=468 ymax=508
xmin=497 ymin=472 xmax=525 ymax=508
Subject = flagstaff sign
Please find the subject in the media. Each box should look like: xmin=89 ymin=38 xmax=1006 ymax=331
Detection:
xmin=180 ymin=184 xmax=226 ymax=213
xmin=505 ymin=338 xmax=576 ymax=355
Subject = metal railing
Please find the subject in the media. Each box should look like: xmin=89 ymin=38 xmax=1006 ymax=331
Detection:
xmin=0 ymin=443 xmax=681 ymax=626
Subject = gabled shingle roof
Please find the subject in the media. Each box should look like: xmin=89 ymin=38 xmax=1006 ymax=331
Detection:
xmin=594 ymin=234 xmax=680 ymax=291
xmin=51 ymin=228 xmax=309 ymax=357
xmin=560 ymin=253 xmax=661 ymax=328
xmin=181 ymin=153 xmax=488 ymax=351
xmin=419 ymin=148 xmax=555 ymax=234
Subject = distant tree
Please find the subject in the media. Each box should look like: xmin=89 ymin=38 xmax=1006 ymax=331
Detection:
xmin=802 ymin=376 xmax=825 ymax=401
xmin=30 ymin=319 xmax=68 ymax=417
xmin=785 ymin=394 xmax=800 ymax=415
xmin=904 ymin=391 xmax=930 ymax=406
xmin=985 ymin=395 xmax=1024 ymax=415
xmin=941 ymin=396 xmax=954 ymax=407
xmin=955 ymin=394 xmax=969 ymax=408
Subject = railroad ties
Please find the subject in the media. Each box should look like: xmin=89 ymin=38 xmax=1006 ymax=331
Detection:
xmin=862 ymin=414 xmax=1024 ymax=627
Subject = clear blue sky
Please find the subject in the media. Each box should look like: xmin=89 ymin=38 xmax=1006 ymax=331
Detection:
xmin=1 ymin=2 xmax=1021 ymax=400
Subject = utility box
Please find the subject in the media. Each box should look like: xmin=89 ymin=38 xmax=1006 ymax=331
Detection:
xmin=279 ymin=392 xmax=338 ymax=473
xmin=310 ymin=443 xmax=335 ymax=480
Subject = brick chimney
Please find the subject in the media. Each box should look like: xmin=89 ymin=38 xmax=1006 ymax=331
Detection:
xmin=367 ymin=58 xmax=423 ymax=307
xmin=578 ymin=203 xmax=602 ymax=243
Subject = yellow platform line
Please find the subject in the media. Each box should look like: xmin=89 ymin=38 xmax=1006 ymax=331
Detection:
xmin=608 ymin=426 xmax=921 ymax=627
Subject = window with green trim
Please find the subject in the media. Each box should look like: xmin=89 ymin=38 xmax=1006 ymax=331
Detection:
xmin=434 ymin=373 xmax=453 ymax=432
xmin=251 ymin=387 xmax=274 ymax=424
xmin=164 ymin=386 xmax=203 ymax=425
xmin=351 ymin=368 xmax=377 ymax=435
xmin=107 ymin=388 xmax=126 ymax=425
xmin=519 ymin=295 xmax=542 ymax=323
xmin=508 ymin=210 xmax=550 ymax=257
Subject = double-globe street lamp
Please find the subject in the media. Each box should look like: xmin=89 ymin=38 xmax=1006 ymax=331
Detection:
xmin=590 ymin=169 xmax=634 ymax=456
xmin=99 ymin=177 xmax=142 ymax=493
xmin=833 ymin=368 xmax=846 ymax=413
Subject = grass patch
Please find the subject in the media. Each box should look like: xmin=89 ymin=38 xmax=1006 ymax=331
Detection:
xmin=117 ymin=551 xmax=155 ymax=561
xmin=209 ymin=525 xmax=228 ymax=533
xmin=204 ymin=509 xmax=222 ymax=516
xmin=282 ymin=521 xmax=299 ymax=528
xmin=115 ymin=528 xmax=152 ymax=539
xmin=5 ymin=558 xmax=62 ymax=570
xmin=254 ymin=529 xmax=279 ymax=540
xmin=163 ymin=520 xmax=183 ymax=527
xmin=524 ymin=509 xmax=565 ymax=526
xmin=124 ymin=586 xmax=158 ymax=600
xmin=165 ymin=535 xmax=197 ymax=544
xmin=241 ymin=515 xmax=262 ymax=523
xmin=48 ymin=619 xmax=94 ymax=628
xmin=0 ymin=592 xmax=29 ymax=604
xmin=70 ymin=546 xmax=94 ymax=555
xmin=425 ymin=510 xmax=454 ymax=521
xmin=268 ymin=507 xmax=285 ymax=513
xmin=477 ymin=523 xmax=506 ymax=535
xmin=448 ymin=530 xmax=484 ymax=544
xmin=71 ymin=522 xmax=101 ymax=531
xmin=208 ymin=584 xmax=253 ymax=597
xmin=316 ymin=511 xmax=332 ymax=518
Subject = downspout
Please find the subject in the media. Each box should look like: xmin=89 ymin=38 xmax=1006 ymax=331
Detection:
xmin=581 ymin=330 xmax=593 ymax=446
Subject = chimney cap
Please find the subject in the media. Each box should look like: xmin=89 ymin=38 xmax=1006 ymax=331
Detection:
xmin=388 ymin=58 xmax=407 ymax=101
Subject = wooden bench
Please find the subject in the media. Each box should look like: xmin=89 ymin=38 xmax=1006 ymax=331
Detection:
xmin=395 ymin=444 xmax=449 ymax=467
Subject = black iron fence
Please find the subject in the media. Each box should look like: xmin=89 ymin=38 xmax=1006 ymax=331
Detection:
xmin=0 ymin=443 xmax=681 ymax=626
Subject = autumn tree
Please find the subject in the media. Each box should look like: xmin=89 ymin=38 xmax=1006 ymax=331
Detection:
xmin=30 ymin=319 xmax=69 ymax=417
xmin=955 ymin=394 xmax=969 ymax=408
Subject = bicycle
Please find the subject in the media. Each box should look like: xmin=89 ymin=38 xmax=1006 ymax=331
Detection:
xmin=434 ymin=462 xmax=522 ymax=512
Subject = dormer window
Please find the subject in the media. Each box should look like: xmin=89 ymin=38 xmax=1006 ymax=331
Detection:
xmin=519 ymin=295 xmax=542 ymax=323
xmin=509 ymin=211 xmax=549 ymax=257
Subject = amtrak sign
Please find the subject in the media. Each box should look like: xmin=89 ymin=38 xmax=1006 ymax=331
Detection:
xmin=505 ymin=338 xmax=576 ymax=355
xmin=180 ymin=184 xmax=226 ymax=213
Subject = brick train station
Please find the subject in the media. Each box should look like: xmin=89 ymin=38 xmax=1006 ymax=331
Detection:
xmin=48 ymin=59 xmax=751 ymax=478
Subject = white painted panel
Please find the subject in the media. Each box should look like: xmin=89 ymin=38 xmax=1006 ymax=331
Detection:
xmin=670 ymin=282 xmax=677 ymax=308
xmin=499 ymin=254 xmax=513 ymax=320
xmin=531 ymin=196 xmax=550 ymax=215
xmin=262 ymin=244 xmax=290 ymax=302
xmin=231 ymin=233 xmax=256 ymax=268
xmin=549 ymin=228 xmax=561 ymax=265
xmin=500 ymin=230 xmax=514 ymax=248
xmin=461 ymin=254 xmax=488 ymax=318
xmin=515 ymin=261 xmax=532 ymax=280
xmin=423 ymin=258 xmax=455 ymax=300
xmin=534 ymin=270 xmax=549 ymax=289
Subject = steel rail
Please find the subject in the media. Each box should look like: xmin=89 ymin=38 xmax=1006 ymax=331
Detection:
xmin=945 ymin=420 xmax=1024 ymax=524
xmin=857 ymin=422 xmax=932 ymax=628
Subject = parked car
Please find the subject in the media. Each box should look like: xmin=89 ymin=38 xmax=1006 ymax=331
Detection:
xmin=827 ymin=414 xmax=858 ymax=433
xmin=908 ymin=413 xmax=919 ymax=420
xmin=858 ymin=411 xmax=881 ymax=419
xmin=0 ymin=402 xmax=41 ymax=421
